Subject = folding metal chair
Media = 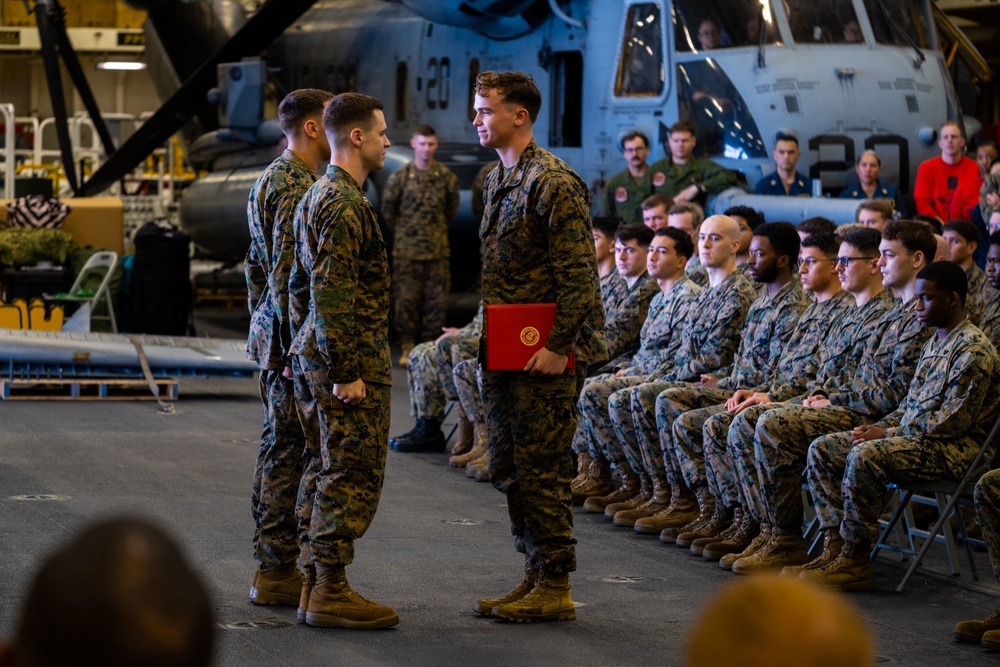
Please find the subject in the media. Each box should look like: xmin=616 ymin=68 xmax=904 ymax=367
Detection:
xmin=48 ymin=250 xmax=119 ymax=332
xmin=870 ymin=410 xmax=1000 ymax=593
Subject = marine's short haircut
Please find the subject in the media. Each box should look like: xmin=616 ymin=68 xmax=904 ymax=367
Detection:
xmin=800 ymin=231 xmax=840 ymax=257
xmin=943 ymin=219 xmax=979 ymax=244
xmin=991 ymin=231 xmax=1000 ymax=247
xmin=17 ymin=517 xmax=214 ymax=667
xmin=413 ymin=124 xmax=436 ymax=137
xmin=669 ymin=120 xmax=697 ymax=136
xmin=856 ymin=199 xmax=894 ymax=221
xmin=913 ymin=214 xmax=944 ymax=235
xmin=839 ymin=227 xmax=882 ymax=256
xmin=616 ymin=222 xmax=656 ymax=247
xmin=774 ymin=131 xmax=799 ymax=148
xmin=655 ymin=226 xmax=695 ymax=260
xmin=917 ymin=260 xmax=969 ymax=302
xmin=475 ymin=70 xmax=542 ymax=123
xmin=754 ymin=221 xmax=801 ymax=266
xmin=797 ymin=217 xmax=837 ymax=237
xmin=277 ymin=88 xmax=334 ymax=136
xmin=592 ymin=216 xmax=622 ymax=238
xmin=323 ymin=92 xmax=384 ymax=143
xmin=882 ymin=220 xmax=937 ymax=260
xmin=723 ymin=205 xmax=765 ymax=230
xmin=668 ymin=201 xmax=705 ymax=227
xmin=641 ymin=193 xmax=675 ymax=211
xmin=621 ymin=130 xmax=650 ymax=150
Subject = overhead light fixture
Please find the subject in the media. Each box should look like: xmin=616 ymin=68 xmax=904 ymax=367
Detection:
xmin=96 ymin=61 xmax=147 ymax=71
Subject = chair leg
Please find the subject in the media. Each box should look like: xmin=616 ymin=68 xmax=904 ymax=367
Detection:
xmin=954 ymin=501 xmax=980 ymax=582
xmin=872 ymin=489 xmax=912 ymax=561
xmin=897 ymin=490 xmax=967 ymax=593
xmin=935 ymin=492 xmax=962 ymax=577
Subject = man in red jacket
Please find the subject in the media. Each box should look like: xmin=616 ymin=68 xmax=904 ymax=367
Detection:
xmin=914 ymin=121 xmax=982 ymax=221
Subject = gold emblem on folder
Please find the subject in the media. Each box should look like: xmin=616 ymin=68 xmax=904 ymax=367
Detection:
xmin=519 ymin=326 xmax=540 ymax=346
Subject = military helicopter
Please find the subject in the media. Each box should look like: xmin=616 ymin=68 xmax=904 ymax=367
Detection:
xmin=164 ymin=0 xmax=993 ymax=273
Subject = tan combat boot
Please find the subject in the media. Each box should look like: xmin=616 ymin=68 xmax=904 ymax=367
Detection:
xmin=955 ymin=609 xmax=1000 ymax=644
xmin=451 ymin=410 xmax=474 ymax=456
xmin=571 ymin=451 xmax=594 ymax=489
xmin=690 ymin=505 xmax=746 ymax=555
xmin=732 ymin=527 xmax=809 ymax=574
xmin=474 ymin=562 xmax=536 ymax=616
xmin=660 ymin=488 xmax=717 ymax=543
xmin=781 ymin=528 xmax=844 ymax=578
xmin=612 ymin=478 xmax=671 ymax=527
xmin=798 ymin=541 xmax=875 ymax=591
xmin=493 ymin=570 xmax=575 ymax=623
xmin=701 ymin=511 xmax=760 ymax=561
xmin=604 ymin=471 xmax=652 ymax=518
xmin=249 ymin=563 xmax=302 ymax=607
xmin=450 ymin=423 xmax=487 ymax=467
xmin=675 ymin=502 xmax=733 ymax=548
xmin=297 ymin=564 xmax=315 ymax=622
xmin=582 ymin=467 xmax=641 ymax=513
xmin=571 ymin=459 xmax=614 ymax=505
xmin=718 ymin=523 xmax=772 ymax=570
xmin=466 ymin=454 xmax=488 ymax=478
xmin=632 ymin=484 xmax=699 ymax=535
xmin=305 ymin=564 xmax=399 ymax=629
xmin=398 ymin=343 xmax=414 ymax=367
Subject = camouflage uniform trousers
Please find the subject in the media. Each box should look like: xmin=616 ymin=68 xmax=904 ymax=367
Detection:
xmin=393 ymin=256 xmax=450 ymax=346
xmin=726 ymin=404 xmax=864 ymax=532
xmin=252 ymin=368 xmax=308 ymax=569
xmin=656 ymin=387 xmax=735 ymax=494
xmin=698 ymin=409 xmax=745 ymax=510
xmin=975 ymin=468 xmax=1000 ymax=581
xmin=571 ymin=373 xmax=646 ymax=473
xmin=292 ymin=355 xmax=390 ymax=567
xmin=807 ymin=429 xmax=979 ymax=546
xmin=481 ymin=364 xmax=586 ymax=574
xmin=607 ymin=381 xmax=684 ymax=490
xmin=453 ymin=357 xmax=485 ymax=423
xmin=406 ymin=333 xmax=479 ymax=420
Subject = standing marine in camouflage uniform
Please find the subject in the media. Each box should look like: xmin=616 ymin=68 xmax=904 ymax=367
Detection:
xmin=726 ymin=221 xmax=936 ymax=574
xmin=709 ymin=227 xmax=891 ymax=567
xmin=472 ymin=71 xmax=606 ymax=623
xmin=569 ymin=228 xmax=700 ymax=503
xmin=600 ymin=130 xmax=656 ymax=223
xmin=628 ymin=223 xmax=808 ymax=538
xmin=602 ymin=215 xmax=756 ymax=528
xmin=381 ymin=124 xmax=460 ymax=366
xmin=955 ymin=468 xmax=1000 ymax=648
xmin=389 ymin=302 xmax=484 ymax=453
xmin=802 ymin=261 xmax=1000 ymax=591
xmin=246 ymin=89 xmax=332 ymax=609
xmin=288 ymin=93 xmax=398 ymax=629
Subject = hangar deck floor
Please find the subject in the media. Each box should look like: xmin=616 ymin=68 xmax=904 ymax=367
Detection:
xmin=1 ymin=310 xmax=999 ymax=666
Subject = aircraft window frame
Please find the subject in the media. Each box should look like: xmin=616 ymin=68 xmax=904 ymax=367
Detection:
xmin=863 ymin=0 xmax=932 ymax=50
xmin=781 ymin=0 xmax=863 ymax=44
xmin=395 ymin=61 xmax=408 ymax=123
xmin=613 ymin=0 xmax=668 ymax=101
xmin=467 ymin=58 xmax=480 ymax=122
xmin=673 ymin=0 xmax=779 ymax=53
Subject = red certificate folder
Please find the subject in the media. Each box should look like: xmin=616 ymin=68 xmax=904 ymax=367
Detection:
xmin=484 ymin=303 xmax=576 ymax=371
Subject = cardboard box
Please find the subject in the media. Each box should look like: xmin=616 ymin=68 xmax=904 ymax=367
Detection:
xmin=0 ymin=197 xmax=125 ymax=255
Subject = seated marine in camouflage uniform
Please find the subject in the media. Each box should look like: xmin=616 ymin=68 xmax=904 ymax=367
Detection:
xmin=598 ymin=222 xmax=659 ymax=371
xmin=801 ymin=261 xmax=1000 ymax=591
xmin=955 ymin=468 xmax=1000 ymax=648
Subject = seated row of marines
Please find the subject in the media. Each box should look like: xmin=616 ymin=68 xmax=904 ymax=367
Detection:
xmin=392 ymin=211 xmax=1000 ymax=599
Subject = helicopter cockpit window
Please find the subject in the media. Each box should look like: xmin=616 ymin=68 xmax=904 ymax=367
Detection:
xmin=614 ymin=3 xmax=665 ymax=97
xmin=677 ymin=60 xmax=768 ymax=159
xmin=863 ymin=0 xmax=932 ymax=49
xmin=673 ymin=0 xmax=778 ymax=53
xmin=782 ymin=0 xmax=861 ymax=44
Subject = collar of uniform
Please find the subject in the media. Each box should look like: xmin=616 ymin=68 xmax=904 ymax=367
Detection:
xmin=326 ymin=164 xmax=363 ymax=192
xmin=281 ymin=148 xmax=312 ymax=172
xmin=497 ymin=139 xmax=540 ymax=189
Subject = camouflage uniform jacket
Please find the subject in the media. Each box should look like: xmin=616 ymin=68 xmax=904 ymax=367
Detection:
xmin=967 ymin=264 xmax=990 ymax=326
xmin=654 ymin=270 xmax=758 ymax=381
xmin=480 ymin=141 xmax=607 ymax=364
xmin=716 ymin=279 xmax=810 ymax=390
xmin=685 ymin=253 xmax=709 ymax=287
xmin=824 ymin=295 xmax=933 ymax=418
xmin=605 ymin=272 xmax=659 ymax=363
xmin=600 ymin=168 xmax=654 ymax=224
xmin=624 ymin=275 xmax=702 ymax=376
xmin=472 ymin=160 xmax=500 ymax=225
xmin=648 ymin=156 xmax=738 ymax=208
xmin=245 ymin=149 xmax=316 ymax=370
xmin=381 ymin=160 xmax=459 ymax=260
xmin=805 ymin=289 xmax=895 ymax=396
xmin=288 ymin=165 xmax=392 ymax=385
xmin=601 ymin=270 xmax=628 ymax=319
xmin=753 ymin=289 xmax=854 ymax=401
xmin=873 ymin=320 xmax=1000 ymax=461
xmin=981 ymin=288 xmax=1000 ymax=350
